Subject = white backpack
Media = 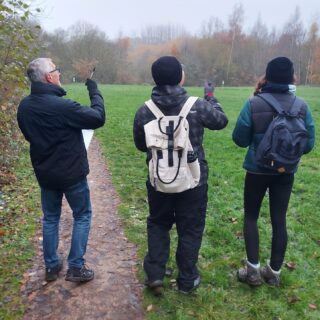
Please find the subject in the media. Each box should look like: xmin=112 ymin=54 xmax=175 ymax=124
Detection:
xmin=144 ymin=97 xmax=200 ymax=193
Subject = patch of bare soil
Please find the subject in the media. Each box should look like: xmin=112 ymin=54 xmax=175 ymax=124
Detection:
xmin=21 ymin=138 xmax=144 ymax=320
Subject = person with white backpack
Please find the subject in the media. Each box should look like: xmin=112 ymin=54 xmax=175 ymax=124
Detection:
xmin=133 ymin=56 xmax=228 ymax=295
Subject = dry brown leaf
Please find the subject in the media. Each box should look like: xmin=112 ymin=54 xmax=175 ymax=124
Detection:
xmin=287 ymin=295 xmax=300 ymax=304
xmin=235 ymin=230 xmax=243 ymax=238
xmin=229 ymin=217 xmax=238 ymax=224
xmin=285 ymin=261 xmax=296 ymax=270
xmin=309 ymin=303 xmax=317 ymax=310
xmin=28 ymin=291 xmax=37 ymax=302
xmin=21 ymin=272 xmax=30 ymax=282
xmin=146 ymin=304 xmax=153 ymax=312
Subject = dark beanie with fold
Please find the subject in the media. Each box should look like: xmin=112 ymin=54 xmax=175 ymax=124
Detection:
xmin=151 ymin=56 xmax=182 ymax=86
xmin=266 ymin=57 xmax=294 ymax=84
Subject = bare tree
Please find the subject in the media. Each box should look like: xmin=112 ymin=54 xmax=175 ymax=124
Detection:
xmin=278 ymin=6 xmax=306 ymax=82
xmin=140 ymin=24 xmax=189 ymax=44
xmin=305 ymin=21 xmax=319 ymax=84
xmin=226 ymin=3 xmax=244 ymax=84
xmin=200 ymin=16 xmax=224 ymax=38
xmin=249 ymin=15 xmax=271 ymax=77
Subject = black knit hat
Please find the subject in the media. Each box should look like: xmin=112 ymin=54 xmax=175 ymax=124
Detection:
xmin=151 ymin=56 xmax=182 ymax=86
xmin=266 ymin=57 xmax=294 ymax=84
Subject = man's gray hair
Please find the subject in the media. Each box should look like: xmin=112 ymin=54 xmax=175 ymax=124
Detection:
xmin=27 ymin=58 xmax=53 ymax=83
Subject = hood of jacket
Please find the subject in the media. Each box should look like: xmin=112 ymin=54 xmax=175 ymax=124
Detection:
xmin=151 ymin=85 xmax=188 ymax=111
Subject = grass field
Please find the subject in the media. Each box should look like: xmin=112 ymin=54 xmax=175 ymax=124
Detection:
xmin=1 ymin=84 xmax=319 ymax=319
xmin=66 ymin=84 xmax=320 ymax=320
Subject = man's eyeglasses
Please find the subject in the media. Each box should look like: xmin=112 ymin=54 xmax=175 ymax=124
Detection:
xmin=49 ymin=67 xmax=61 ymax=73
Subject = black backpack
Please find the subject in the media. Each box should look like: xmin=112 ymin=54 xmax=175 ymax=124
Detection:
xmin=255 ymin=93 xmax=309 ymax=173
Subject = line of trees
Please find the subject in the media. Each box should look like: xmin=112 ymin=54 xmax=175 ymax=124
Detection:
xmin=38 ymin=4 xmax=320 ymax=86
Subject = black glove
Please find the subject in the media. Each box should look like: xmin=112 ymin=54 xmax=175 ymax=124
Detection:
xmin=85 ymin=78 xmax=98 ymax=91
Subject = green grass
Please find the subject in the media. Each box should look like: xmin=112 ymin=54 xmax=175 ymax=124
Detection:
xmin=0 ymin=144 xmax=41 ymax=319
xmin=65 ymin=83 xmax=320 ymax=319
xmin=2 ymin=84 xmax=319 ymax=319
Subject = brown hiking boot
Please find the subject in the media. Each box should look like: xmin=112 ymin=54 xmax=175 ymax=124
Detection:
xmin=260 ymin=264 xmax=280 ymax=287
xmin=237 ymin=261 xmax=263 ymax=286
xmin=145 ymin=279 xmax=164 ymax=297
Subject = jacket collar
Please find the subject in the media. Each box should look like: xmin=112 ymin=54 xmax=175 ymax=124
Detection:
xmin=261 ymin=81 xmax=296 ymax=94
xmin=30 ymin=81 xmax=67 ymax=97
xmin=151 ymin=85 xmax=187 ymax=110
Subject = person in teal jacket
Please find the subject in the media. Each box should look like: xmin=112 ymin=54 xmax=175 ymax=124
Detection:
xmin=232 ymin=57 xmax=315 ymax=286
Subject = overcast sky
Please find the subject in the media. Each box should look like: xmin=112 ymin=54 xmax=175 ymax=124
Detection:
xmin=38 ymin=0 xmax=319 ymax=39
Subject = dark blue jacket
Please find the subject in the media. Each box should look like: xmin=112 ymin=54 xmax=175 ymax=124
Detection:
xmin=17 ymin=82 xmax=105 ymax=189
xmin=232 ymin=89 xmax=315 ymax=174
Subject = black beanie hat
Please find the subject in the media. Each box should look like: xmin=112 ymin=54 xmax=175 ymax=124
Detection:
xmin=266 ymin=57 xmax=294 ymax=84
xmin=151 ymin=56 xmax=182 ymax=86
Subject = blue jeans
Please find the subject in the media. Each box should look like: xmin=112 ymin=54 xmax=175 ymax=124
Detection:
xmin=41 ymin=178 xmax=92 ymax=269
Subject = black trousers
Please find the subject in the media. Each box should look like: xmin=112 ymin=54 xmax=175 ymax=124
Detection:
xmin=144 ymin=181 xmax=208 ymax=289
xmin=244 ymin=172 xmax=294 ymax=271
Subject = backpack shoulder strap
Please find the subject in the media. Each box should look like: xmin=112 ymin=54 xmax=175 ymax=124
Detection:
xmin=257 ymin=93 xmax=283 ymax=113
xmin=145 ymin=99 xmax=165 ymax=119
xmin=289 ymin=96 xmax=304 ymax=115
xmin=258 ymin=93 xmax=304 ymax=116
xmin=179 ymin=96 xmax=198 ymax=118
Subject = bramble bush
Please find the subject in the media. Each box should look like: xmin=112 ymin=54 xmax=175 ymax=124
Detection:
xmin=0 ymin=0 xmax=40 ymax=187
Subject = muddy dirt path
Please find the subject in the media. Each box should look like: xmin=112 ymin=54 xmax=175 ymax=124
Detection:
xmin=21 ymin=138 xmax=144 ymax=320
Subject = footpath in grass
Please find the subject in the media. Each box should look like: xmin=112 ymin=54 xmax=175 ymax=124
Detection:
xmin=0 ymin=138 xmax=144 ymax=319
xmin=20 ymin=138 xmax=144 ymax=319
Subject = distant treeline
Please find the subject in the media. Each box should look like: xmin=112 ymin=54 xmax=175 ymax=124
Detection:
xmin=39 ymin=4 xmax=320 ymax=86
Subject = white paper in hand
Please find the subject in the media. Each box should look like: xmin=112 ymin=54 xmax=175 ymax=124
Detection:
xmin=82 ymin=129 xmax=94 ymax=150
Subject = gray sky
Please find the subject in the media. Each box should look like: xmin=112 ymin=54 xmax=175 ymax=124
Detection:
xmin=38 ymin=0 xmax=319 ymax=39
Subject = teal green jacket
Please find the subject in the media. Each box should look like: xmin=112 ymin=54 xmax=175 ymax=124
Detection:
xmin=232 ymin=94 xmax=315 ymax=174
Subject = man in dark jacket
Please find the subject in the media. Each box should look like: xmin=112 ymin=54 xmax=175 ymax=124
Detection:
xmin=133 ymin=56 xmax=228 ymax=295
xmin=17 ymin=58 xmax=105 ymax=282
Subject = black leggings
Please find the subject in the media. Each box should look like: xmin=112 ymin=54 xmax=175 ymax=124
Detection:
xmin=244 ymin=172 xmax=294 ymax=271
